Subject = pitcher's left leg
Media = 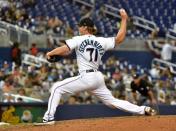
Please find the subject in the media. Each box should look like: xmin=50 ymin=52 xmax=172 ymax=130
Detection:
xmin=43 ymin=76 xmax=82 ymax=121
xmin=91 ymin=86 xmax=146 ymax=115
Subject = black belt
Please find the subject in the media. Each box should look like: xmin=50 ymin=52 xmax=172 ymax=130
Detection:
xmin=86 ymin=69 xmax=97 ymax=73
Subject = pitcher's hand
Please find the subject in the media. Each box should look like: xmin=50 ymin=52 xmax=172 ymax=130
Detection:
xmin=119 ymin=9 xmax=128 ymax=20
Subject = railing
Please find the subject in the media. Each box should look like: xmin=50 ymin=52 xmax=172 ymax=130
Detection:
xmin=103 ymin=5 xmax=158 ymax=32
xmin=146 ymin=40 xmax=162 ymax=55
xmin=72 ymin=0 xmax=94 ymax=8
xmin=132 ymin=16 xmax=158 ymax=31
xmin=3 ymin=93 xmax=43 ymax=102
xmin=104 ymin=4 xmax=121 ymax=18
xmin=166 ymin=29 xmax=176 ymax=40
xmin=152 ymin=58 xmax=176 ymax=74
xmin=0 ymin=21 xmax=31 ymax=48
xmin=22 ymin=54 xmax=50 ymax=68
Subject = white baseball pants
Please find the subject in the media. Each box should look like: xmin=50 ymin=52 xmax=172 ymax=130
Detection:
xmin=43 ymin=71 xmax=146 ymax=121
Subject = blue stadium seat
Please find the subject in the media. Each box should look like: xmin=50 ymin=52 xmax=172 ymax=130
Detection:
xmin=22 ymin=0 xmax=176 ymax=38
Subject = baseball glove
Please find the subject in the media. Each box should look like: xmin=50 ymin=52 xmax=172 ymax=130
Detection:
xmin=47 ymin=55 xmax=63 ymax=63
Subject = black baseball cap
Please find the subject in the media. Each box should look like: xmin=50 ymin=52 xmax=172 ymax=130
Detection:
xmin=78 ymin=17 xmax=94 ymax=27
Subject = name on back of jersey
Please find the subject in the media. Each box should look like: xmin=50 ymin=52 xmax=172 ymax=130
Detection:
xmin=79 ymin=39 xmax=104 ymax=55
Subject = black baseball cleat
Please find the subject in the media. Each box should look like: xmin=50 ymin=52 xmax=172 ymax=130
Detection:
xmin=33 ymin=119 xmax=55 ymax=126
xmin=144 ymin=107 xmax=157 ymax=116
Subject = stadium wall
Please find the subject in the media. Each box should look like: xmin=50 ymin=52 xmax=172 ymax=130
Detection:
xmin=0 ymin=103 xmax=176 ymax=122
xmin=0 ymin=47 xmax=176 ymax=68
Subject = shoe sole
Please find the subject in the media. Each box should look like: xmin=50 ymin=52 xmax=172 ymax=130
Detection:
xmin=145 ymin=107 xmax=157 ymax=116
xmin=33 ymin=121 xmax=55 ymax=126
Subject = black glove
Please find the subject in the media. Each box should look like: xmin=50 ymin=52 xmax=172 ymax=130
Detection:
xmin=47 ymin=55 xmax=63 ymax=63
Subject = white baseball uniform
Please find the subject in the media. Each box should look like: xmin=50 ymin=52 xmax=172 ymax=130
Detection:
xmin=43 ymin=34 xmax=146 ymax=121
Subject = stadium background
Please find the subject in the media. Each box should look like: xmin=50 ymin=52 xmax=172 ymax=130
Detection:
xmin=0 ymin=0 xmax=176 ymax=125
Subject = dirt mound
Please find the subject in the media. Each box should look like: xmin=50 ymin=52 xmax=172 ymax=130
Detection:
xmin=1 ymin=116 xmax=176 ymax=131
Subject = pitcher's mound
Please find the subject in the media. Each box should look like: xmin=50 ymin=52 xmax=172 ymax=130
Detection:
xmin=1 ymin=116 xmax=176 ymax=131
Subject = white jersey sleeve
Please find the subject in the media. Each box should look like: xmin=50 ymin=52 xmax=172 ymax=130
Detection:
xmin=103 ymin=37 xmax=116 ymax=50
xmin=65 ymin=36 xmax=79 ymax=50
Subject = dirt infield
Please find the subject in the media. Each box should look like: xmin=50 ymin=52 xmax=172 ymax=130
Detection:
xmin=1 ymin=116 xmax=176 ymax=131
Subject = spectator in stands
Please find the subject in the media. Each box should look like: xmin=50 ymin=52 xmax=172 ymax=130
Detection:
xmin=156 ymin=80 xmax=166 ymax=104
xmin=2 ymin=61 xmax=11 ymax=75
xmin=18 ymin=88 xmax=26 ymax=96
xmin=2 ymin=77 xmax=14 ymax=93
xmin=112 ymin=71 xmax=125 ymax=99
xmin=150 ymin=64 xmax=161 ymax=79
xmin=127 ymin=16 xmax=134 ymax=30
xmin=39 ymin=65 xmax=49 ymax=81
xmin=0 ymin=70 xmax=5 ymax=101
xmin=11 ymin=42 xmax=21 ymax=66
xmin=15 ymin=88 xmax=26 ymax=102
xmin=149 ymin=28 xmax=159 ymax=39
xmin=30 ymin=43 xmax=38 ymax=56
xmin=130 ymin=73 xmax=157 ymax=105
xmin=33 ymin=16 xmax=47 ymax=34
xmin=23 ymin=0 xmax=36 ymax=8
xmin=0 ymin=0 xmax=10 ymax=9
xmin=80 ymin=5 xmax=90 ymax=19
xmin=174 ymin=23 xmax=176 ymax=32
xmin=170 ymin=96 xmax=176 ymax=105
xmin=25 ymin=66 xmax=41 ymax=88
xmin=0 ymin=69 xmax=5 ymax=81
xmin=47 ymin=16 xmax=63 ymax=34
xmin=161 ymin=40 xmax=176 ymax=62
xmin=65 ymin=25 xmax=74 ymax=38
xmin=3 ymin=94 xmax=15 ymax=103
xmin=47 ymin=35 xmax=55 ymax=48
xmin=67 ymin=95 xmax=77 ymax=105
xmin=160 ymin=67 xmax=173 ymax=81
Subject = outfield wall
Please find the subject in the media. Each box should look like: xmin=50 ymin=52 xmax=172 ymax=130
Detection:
xmin=1 ymin=47 xmax=176 ymax=69
xmin=0 ymin=103 xmax=175 ymax=123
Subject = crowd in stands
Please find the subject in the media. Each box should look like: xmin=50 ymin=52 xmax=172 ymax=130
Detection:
xmin=0 ymin=0 xmax=156 ymax=39
xmin=0 ymin=49 xmax=176 ymax=105
xmin=146 ymin=39 xmax=176 ymax=63
xmin=0 ymin=0 xmax=75 ymax=38
xmin=0 ymin=1 xmax=176 ymax=106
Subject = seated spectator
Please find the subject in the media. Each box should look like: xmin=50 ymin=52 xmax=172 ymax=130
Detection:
xmin=65 ymin=25 xmax=74 ymax=38
xmin=157 ymin=85 xmax=166 ymax=104
xmin=47 ymin=16 xmax=63 ymax=33
xmin=32 ymin=16 xmax=47 ymax=34
xmin=18 ymin=88 xmax=26 ymax=96
xmin=149 ymin=28 xmax=159 ymax=39
xmin=80 ymin=5 xmax=90 ymax=18
xmin=150 ymin=64 xmax=160 ymax=79
xmin=2 ymin=61 xmax=11 ymax=75
xmin=112 ymin=71 xmax=125 ymax=99
xmin=67 ymin=95 xmax=77 ymax=105
xmin=30 ymin=43 xmax=38 ymax=56
xmin=15 ymin=88 xmax=27 ymax=102
xmin=2 ymin=78 xmax=14 ymax=93
xmin=3 ymin=94 xmax=15 ymax=103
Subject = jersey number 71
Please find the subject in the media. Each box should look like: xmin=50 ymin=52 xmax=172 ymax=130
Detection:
xmin=86 ymin=48 xmax=98 ymax=62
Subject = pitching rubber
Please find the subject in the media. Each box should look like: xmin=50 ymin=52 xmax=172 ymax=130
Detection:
xmin=33 ymin=121 xmax=55 ymax=126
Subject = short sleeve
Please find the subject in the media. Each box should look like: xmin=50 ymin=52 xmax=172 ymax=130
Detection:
xmin=103 ymin=37 xmax=116 ymax=50
xmin=65 ymin=37 xmax=78 ymax=50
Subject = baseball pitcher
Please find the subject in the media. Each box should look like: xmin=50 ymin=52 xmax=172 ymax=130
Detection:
xmin=35 ymin=9 xmax=156 ymax=126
